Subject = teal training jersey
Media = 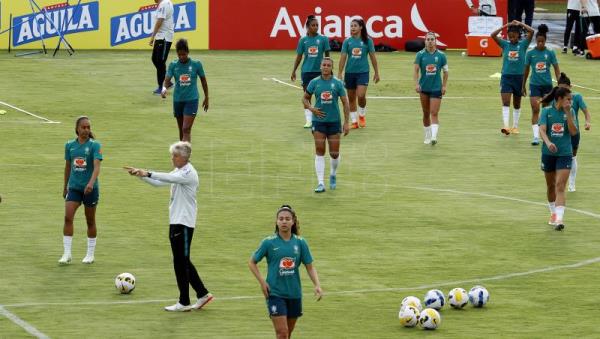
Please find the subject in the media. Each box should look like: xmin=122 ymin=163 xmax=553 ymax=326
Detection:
xmin=167 ymin=58 xmax=205 ymax=102
xmin=539 ymin=106 xmax=573 ymax=156
xmin=414 ymin=49 xmax=448 ymax=92
xmin=499 ymin=39 xmax=529 ymax=75
xmin=572 ymin=93 xmax=587 ymax=130
xmin=525 ymin=48 xmax=558 ymax=86
xmin=306 ymin=76 xmax=346 ymax=123
xmin=296 ymin=34 xmax=331 ymax=73
xmin=341 ymin=36 xmax=375 ymax=73
xmin=252 ymin=233 xmax=314 ymax=299
xmin=64 ymin=138 xmax=103 ymax=191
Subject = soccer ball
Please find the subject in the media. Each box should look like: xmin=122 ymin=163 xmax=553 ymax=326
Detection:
xmin=398 ymin=305 xmax=420 ymax=327
xmin=423 ymin=289 xmax=445 ymax=310
xmin=419 ymin=308 xmax=441 ymax=330
xmin=115 ymin=273 xmax=136 ymax=294
xmin=468 ymin=285 xmax=489 ymax=307
xmin=400 ymin=296 xmax=422 ymax=312
xmin=448 ymin=288 xmax=469 ymax=309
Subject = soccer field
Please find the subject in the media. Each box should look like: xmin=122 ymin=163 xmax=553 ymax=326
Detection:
xmin=1 ymin=50 xmax=600 ymax=338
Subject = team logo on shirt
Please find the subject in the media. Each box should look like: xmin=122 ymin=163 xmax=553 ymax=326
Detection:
xmin=551 ymin=123 xmax=564 ymax=137
xmin=351 ymin=47 xmax=362 ymax=57
xmin=535 ymin=62 xmax=547 ymax=73
xmin=508 ymin=51 xmax=519 ymax=60
xmin=320 ymin=91 xmax=333 ymax=104
xmin=279 ymin=257 xmax=296 ymax=276
xmin=73 ymin=157 xmax=87 ymax=171
xmin=179 ymin=74 xmax=191 ymax=86
xmin=426 ymin=64 xmax=437 ymax=75
xmin=308 ymin=46 xmax=318 ymax=56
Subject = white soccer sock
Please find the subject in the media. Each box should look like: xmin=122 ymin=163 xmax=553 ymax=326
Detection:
xmin=358 ymin=106 xmax=366 ymax=117
xmin=532 ymin=124 xmax=540 ymax=138
xmin=87 ymin=237 xmax=96 ymax=257
xmin=330 ymin=156 xmax=340 ymax=175
xmin=304 ymin=109 xmax=312 ymax=122
xmin=315 ymin=155 xmax=325 ymax=185
xmin=502 ymin=106 xmax=510 ymax=126
xmin=512 ymin=109 xmax=521 ymax=128
xmin=548 ymin=201 xmax=556 ymax=214
xmin=555 ymin=206 xmax=565 ymax=221
xmin=424 ymin=126 xmax=431 ymax=140
xmin=350 ymin=111 xmax=358 ymax=123
xmin=63 ymin=236 xmax=72 ymax=256
xmin=569 ymin=156 xmax=578 ymax=185
xmin=431 ymin=124 xmax=439 ymax=139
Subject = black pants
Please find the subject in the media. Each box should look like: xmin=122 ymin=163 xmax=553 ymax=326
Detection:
xmin=507 ymin=0 xmax=519 ymax=22
xmin=169 ymin=224 xmax=208 ymax=305
xmin=151 ymin=39 xmax=172 ymax=89
xmin=579 ymin=16 xmax=600 ymax=50
xmin=564 ymin=9 xmax=582 ymax=49
xmin=514 ymin=0 xmax=534 ymax=26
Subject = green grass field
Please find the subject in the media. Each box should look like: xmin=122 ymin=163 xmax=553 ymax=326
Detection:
xmin=1 ymin=49 xmax=600 ymax=338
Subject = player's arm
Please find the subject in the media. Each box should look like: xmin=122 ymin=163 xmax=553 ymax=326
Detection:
xmin=369 ymin=51 xmax=380 ymax=83
xmin=149 ymin=18 xmax=164 ymax=46
xmin=538 ymin=123 xmax=556 ymax=152
xmin=442 ymin=63 xmax=449 ymax=95
xmin=413 ymin=64 xmax=421 ymax=93
xmin=200 ymin=76 xmax=209 ymax=112
xmin=566 ymin=107 xmax=578 ymax=136
xmin=522 ymin=66 xmax=530 ymax=97
xmin=85 ymin=159 xmax=101 ymax=194
xmin=305 ymin=263 xmax=323 ymax=301
xmin=303 ymin=91 xmax=324 ymax=118
xmin=248 ymin=256 xmax=270 ymax=298
xmin=291 ymin=54 xmax=302 ymax=81
xmin=552 ymin=63 xmax=561 ymax=83
xmin=338 ymin=53 xmax=347 ymax=79
xmin=63 ymin=160 xmax=71 ymax=198
xmin=490 ymin=23 xmax=509 ymax=45
xmin=518 ymin=21 xmax=535 ymax=41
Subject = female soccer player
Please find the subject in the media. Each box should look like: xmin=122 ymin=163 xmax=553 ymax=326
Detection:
xmin=338 ymin=18 xmax=380 ymax=129
xmin=60 ymin=116 xmax=102 ymax=264
xmin=161 ymin=38 xmax=209 ymax=142
xmin=291 ymin=15 xmax=331 ymax=128
xmin=491 ymin=20 xmax=534 ymax=135
xmin=555 ymin=73 xmax=592 ymax=192
xmin=125 ymin=141 xmax=213 ymax=311
xmin=523 ymin=24 xmax=560 ymax=146
xmin=539 ymin=87 xmax=578 ymax=230
xmin=248 ymin=205 xmax=323 ymax=339
xmin=413 ymin=32 xmax=448 ymax=145
xmin=303 ymin=57 xmax=350 ymax=193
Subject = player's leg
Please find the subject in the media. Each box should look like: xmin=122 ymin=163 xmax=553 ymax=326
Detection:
xmin=500 ymin=92 xmax=512 ymax=135
xmin=356 ymin=76 xmax=369 ymax=127
xmin=569 ymin=133 xmax=580 ymax=191
xmin=82 ymin=188 xmax=98 ymax=264
xmin=511 ymin=82 xmax=522 ymax=134
xmin=530 ymin=95 xmax=541 ymax=145
xmin=544 ymin=168 xmax=557 ymax=225
xmin=174 ymin=101 xmax=184 ymax=141
xmin=60 ymin=190 xmax=82 ymax=264
xmin=429 ymin=96 xmax=442 ymax=145
xmin=554 ymin=167 xmax=571 ymax=230
xmin=285 ymin=298 xmax=302 ymax=338
xmin=165 ymin=224 xmax=193 ymax=311
xmin=420 ymin=93 xmax=432 ymax=143
xmin=327 ymin=132 xmax=341 ymax=190
xmin=151 ymin=40 xmax=165 ymax=93
xmin=347 ymin=89 xmax=358 ymax=129
xmin=181 ymin=100 xmax=199 ymax=142
xmin=313 ymin=129 xmax=327 ymax=192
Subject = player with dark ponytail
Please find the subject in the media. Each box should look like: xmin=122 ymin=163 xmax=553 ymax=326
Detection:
xmin=523 ymin=24 xmax=560 ymax=145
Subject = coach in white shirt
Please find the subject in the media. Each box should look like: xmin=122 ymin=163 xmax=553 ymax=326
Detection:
xmin=149 ymin=0 xmax=175 ymax=95
xmin=126 ymin=141 xmax=213 ymax=312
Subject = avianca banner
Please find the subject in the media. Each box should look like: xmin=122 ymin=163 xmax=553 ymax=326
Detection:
xmin=209 ymin=0 xmax=507 ymax=50
xmin=0 ymin=0 xmax=208 ymax=50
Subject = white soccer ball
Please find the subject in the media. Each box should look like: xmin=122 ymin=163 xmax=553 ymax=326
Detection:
xmin=468 ymin=285 xmax=489 ymax=307
xmin=398 ymin=305 xmax=420 ymax=327
xmin=448 ymin=287 xmax=469 ymax=309
xmin=400 ymin=296 xmax=422 ymax=312
xmin=419 ymin=308 xmax=441 ymax=330
xmin=115 ymin=273 xmax=136 ymax=294
xmin=423 ymin=289 xmax=445 ymax=310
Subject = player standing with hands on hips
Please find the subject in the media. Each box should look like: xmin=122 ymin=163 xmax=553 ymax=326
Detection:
xmin=149 ymin=0 xmax=174 ymax=95
xmin=125 ymin=141 xmax=213 ymax=312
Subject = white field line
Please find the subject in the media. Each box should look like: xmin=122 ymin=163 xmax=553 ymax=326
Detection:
xmin=0 ymin=100 xmax=60 ymax=124
xmin=552 ymin=79 xmax=600 ymax=93
xmin=0 ymin=305 xmax=50 ymax=339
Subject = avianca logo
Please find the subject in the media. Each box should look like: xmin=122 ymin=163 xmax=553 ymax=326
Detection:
xmin=426 ymin=64 xmax=437 ymax=73
xmin=12 ymin=1 xmax=99 ymax=47
xmin=551 ymin=123 xmax=564 ymax=134
xmin=308 ymin=46 xmax=318 ymax=55
xmin=351 ymin=47 xmax=362 ymax=56
xmin=508 ymin=51 xmax=519 ymax=59
xmin=321 ymin=91 xmax=333 ymax=101
xmin=535 ymin=62 xmax=547 ymax=72
xmin=110 ymin=2 xmax=196 ymax=46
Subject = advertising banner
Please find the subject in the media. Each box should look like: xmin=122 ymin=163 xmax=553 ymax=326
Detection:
xmin=210 ymin=0 xmax=507 ymax=50
xmin=0 ymin=0 xmax=208 ymax=50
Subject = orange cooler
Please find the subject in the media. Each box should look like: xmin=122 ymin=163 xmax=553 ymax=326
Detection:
xmin=586 ymin=34 xmax=600 ymax=59
xmin=466 ymin=34 xmax=502 ymax=57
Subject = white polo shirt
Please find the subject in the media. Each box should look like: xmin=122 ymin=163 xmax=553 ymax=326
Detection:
xmin=568 ymin=0 xmax=582 ymax=11
xmin=155 ymin=0 xmax=174 ymax=42
xmin=142 ymin=162 xmax=198 ymax=228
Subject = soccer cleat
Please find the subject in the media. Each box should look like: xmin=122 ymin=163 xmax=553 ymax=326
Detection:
xmin=303 ymin=121 xmax=312 ymax=128
xmin=329 ymin=175 xmax=337 ymax=190
xmin=501 ymin=126 xmax=511 ymax=135
xmin=192 ymin=293 xmax=214 ymax=310
xmin=314 ymin=183 xmax=326 ymax=193
xmin=548 ymin=213 xmax=557 ymax=225
xmin=358 ymin=115 xmax=366 ymax=128
xmin=568 ymin=183 xmax=576 ymax=192
xmin=431 ymin=138 xmax=437 ymax=146
xmin=82 ymin=255 xmax=95 ymax=264
xmin=554 ymin=221 xmax=565 ymax=231
xmin=531 ymin=137 xmax=540 ymax=146
xmin=58 ymin=254 xmax=72 ymax=265
xmin=562 ymin=47 xmax=568 ymax=54
xmin=423 ymin=138 xmax=431 ymax=145
xmin=510 ymin=127 xmax=520 ymax=134
xmin=152 ymin=87 xmax=162 ymax=95
xmin=164 ymin=302 xmax=192 ymax=312
xmin=350 ymin=122 xmax=359 ymax=129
